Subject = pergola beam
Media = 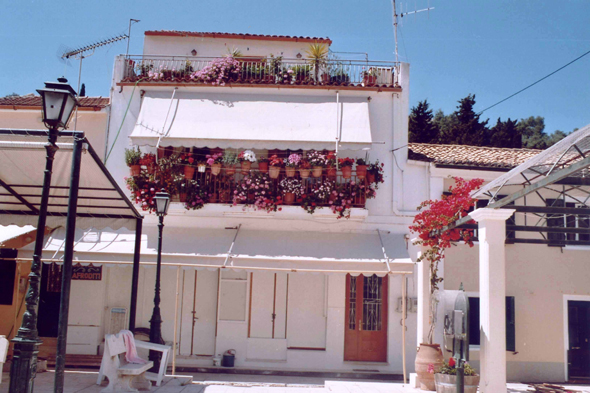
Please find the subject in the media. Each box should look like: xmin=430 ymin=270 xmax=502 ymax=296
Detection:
xmin=0 ymin=177 xmax=39 ymax=214
xmin=460 ymin=223 xmax=590 ymax=234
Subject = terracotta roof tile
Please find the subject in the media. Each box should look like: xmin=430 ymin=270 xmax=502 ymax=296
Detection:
xmin=145 ymin=30 xmax=332 ymax=44
xmin=408 ymin=143 xmax=542 ymax=170
xmin=0 ymin=95 xmax=109 ymax=109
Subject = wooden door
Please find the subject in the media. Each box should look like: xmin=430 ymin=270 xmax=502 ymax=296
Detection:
xmin=249 ymin=272 xmax=288 ymax=339
xmin=344 ymin=274 xmax=388 ymax=362
xmin=568 ymin=300 xmax=590 ymax=379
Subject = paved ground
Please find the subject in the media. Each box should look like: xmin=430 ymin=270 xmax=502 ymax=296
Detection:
xmin=1 ymin=370 xmax=590 ymax=393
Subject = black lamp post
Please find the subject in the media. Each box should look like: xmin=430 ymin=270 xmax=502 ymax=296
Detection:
xmin=9 ymin=78 xmax=77 ymax=393
xmin=148 ymin=189 xmax=170 ymax=371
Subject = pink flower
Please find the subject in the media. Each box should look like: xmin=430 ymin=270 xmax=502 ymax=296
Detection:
xmin=427 ymin=364 xmax=435 ymax=374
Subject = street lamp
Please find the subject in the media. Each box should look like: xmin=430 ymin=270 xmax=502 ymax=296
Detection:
xmin=149 ymin=189 xmax=170 ymax=371
xmin=9 ymin=78 xmax=77 ymax=393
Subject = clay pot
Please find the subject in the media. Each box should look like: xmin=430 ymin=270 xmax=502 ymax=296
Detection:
xmin=300 ymin=169 xmax=310 ymax=179
xmin=269 ymin=166 xmax=281 ymax=179
xmin=225 ymin=165 xmax=236 ymax=176
xmin=258 ymin=161 xmax=269 ymax=174
xmin=184 ymin=165 xmax=195 ymax=180
xmin=327 ymin=166 xmax=337 ymax=179
xmin=356 ymin=165 xmax=367 ymax=179
xmin=241 ymin=161 xmax=252 ymax=174
xmin=312 ymin=166 xmax=323 ymax=178
xmin=434 ymin=373 xmax=479 ymax=393
xmin=283 ymin=192 xmax=295 ymax=205
xmin=209 ymin=192 xmax=218 ymax=203
xmin=179 ymin=192 xmax=187 ymax=203
xmin=130 ymin=165 xmax=141 ymax=177
xmin=197 ymin=164 xmax=207 ymax=173
xmin=415 ymin=343 xmax=444 ymax=391
xmin=285 ymin=167 xmax=296 ymax=178
xmin=341 ymin=166 xmax=352 ymax=179
xmin=367 ymin=172 xmax=376 ymax=184
xmin=211 ymin=163 xmax=222 ymax=176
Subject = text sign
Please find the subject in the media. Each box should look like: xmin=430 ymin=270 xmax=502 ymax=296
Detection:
xmin=72 ymin=264 xmax=102 ymax=281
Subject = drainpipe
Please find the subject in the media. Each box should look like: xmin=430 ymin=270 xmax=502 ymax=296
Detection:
xmin=391 ymin=92 xmax=416 ymax=217
xmin=335 ymin=91 xmax=340 ymax=169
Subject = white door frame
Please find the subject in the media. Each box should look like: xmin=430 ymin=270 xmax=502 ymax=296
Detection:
xmin=562 ymin=294 xmax=590 ymax=381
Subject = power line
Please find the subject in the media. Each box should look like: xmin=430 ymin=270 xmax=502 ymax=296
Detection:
xmin=478 ymin=48 xmax=590 ymax=115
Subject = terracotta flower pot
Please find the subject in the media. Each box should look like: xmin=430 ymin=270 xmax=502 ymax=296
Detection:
xmin=367 ymin=172 xmax=376 ymax=184
xmin=285 ymin=167 xmax=296 ymax=178
xmin=197 ymin=164 xmax=207 ymax=173
xmin=225 ymin=165 xmax=236 ymax=176
xmin=312 ymin=166 xmax=323 ymax=178
xmin=211 ymin=163 xmax=222 ymax=176
xmin=130 ymin=165 xmax=141 ymax=177
xmin=258 ymin=161 xmax=269 ymax=174
xmin=241 ymin=161 xmax=252 ymax=174
xmin=209 ymin=192 xmax=218 ymax=203
xmin=269 ymin=166 xmax=281 ymax=179
xmin=434 ymin=373 xmax=479 ymax=393
xmin=184 ymin=165 xmax=195 ymax=180
xmin=341 ymin=166 xmax=352 ymax=179
xmin=363 ymin=75 xmax=377 ymax=85
xmin=415 ymin=343 xmax=444 ymax=391
xmin=300 ymin=168 xmax=310 ymax=179
xmin=283 ymin=192 xmax=295 ymax=205
xmin=179 ymin=192 xmax=187 ymax=202
xmin=356 ymin=165 xmax=367 ymax=179
xmin=327 ymin=166 xmax=337 ymax=179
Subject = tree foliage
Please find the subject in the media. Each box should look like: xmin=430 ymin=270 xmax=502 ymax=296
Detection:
xmin=409 ymin=99 xmax=439 ymax=143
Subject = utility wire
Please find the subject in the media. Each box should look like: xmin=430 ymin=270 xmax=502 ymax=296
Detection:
xmin=478 ymin=48 xmax=590 ymax=115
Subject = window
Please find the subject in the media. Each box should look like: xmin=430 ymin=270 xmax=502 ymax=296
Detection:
xmin=546 ymin=199 xmax=590 ymax=245
xmin=468 ymin=296 xmax=516 ymax=351
xmin=468 ymin=196 xmax=515 ymax=242
xmin=219 ymin=269 xmax=248 ymax=321
xmin=0 ymin=249 xmax=17 ymax=305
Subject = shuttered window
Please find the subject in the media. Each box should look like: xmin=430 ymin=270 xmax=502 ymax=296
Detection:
xmin=468 ymin=296 xmax=516 ymax=352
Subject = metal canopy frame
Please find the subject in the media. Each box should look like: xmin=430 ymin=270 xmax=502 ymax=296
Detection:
xmin=442 ymin=123 xmax=590 ymax=246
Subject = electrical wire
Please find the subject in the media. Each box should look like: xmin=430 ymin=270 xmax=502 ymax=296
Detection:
xmin=478 ymin=48 xmax=590 ymax=115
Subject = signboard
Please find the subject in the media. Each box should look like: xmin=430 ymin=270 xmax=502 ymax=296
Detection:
xmin=72 ymin=263 xmax=102 ymax=281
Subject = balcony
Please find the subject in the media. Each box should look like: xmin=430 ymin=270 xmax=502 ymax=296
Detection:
xmin=118 ymin=55 xmax=400 ymax=89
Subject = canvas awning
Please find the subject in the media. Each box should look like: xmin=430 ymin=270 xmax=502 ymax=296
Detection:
xmin=28 ymin=226 xmax=414 ymax=275
xmin=130 ymin=92 xmax=373 ymax=151
xmin=0 ymin=131 xmax=142 ymax=230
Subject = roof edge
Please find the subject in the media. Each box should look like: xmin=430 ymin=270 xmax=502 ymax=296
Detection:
xmin=144 ymin=30 xmax=332 ymax=45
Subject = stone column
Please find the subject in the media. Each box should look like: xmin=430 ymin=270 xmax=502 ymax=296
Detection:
xmin=470 ymin=208 xmax=515 ymax=393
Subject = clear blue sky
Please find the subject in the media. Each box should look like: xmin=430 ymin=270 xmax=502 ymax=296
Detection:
xmin=2 ymin=0 xmax=589 ymax=136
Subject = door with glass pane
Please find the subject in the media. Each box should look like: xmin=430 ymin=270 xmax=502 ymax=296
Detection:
xmin=344 ymin=274 xmax=388 ymax=362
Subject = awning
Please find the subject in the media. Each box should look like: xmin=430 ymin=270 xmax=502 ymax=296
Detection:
xmin=130 ymin=92 xmax=373 ymax=151
xmin=0 ymin=225 xmax=35 ymax=247
xmin=28 ymin=227 xmax=414 ymax=275
xmin=0 ymin=132 xmax=142 ymax=230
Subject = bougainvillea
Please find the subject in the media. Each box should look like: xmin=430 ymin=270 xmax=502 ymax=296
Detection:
xmin=409 ymin=176 xmax=483 ymax=343
xmin=190 ymin=57 xmax=241 ymax=86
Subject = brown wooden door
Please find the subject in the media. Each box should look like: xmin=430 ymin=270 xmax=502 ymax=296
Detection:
xmin=344 ymin=274 xmax=388 ymax=362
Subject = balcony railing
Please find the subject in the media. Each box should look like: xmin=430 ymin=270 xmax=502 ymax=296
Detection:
xmin=119 ymin=55 xmax=399 ymax=88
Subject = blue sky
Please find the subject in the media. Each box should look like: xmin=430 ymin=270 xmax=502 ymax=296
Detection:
xmin=1 ymin=0 xmax=589 ymax=136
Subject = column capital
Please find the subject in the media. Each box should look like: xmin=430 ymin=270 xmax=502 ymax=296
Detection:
xmin=470 ymin=207 xmax=515 ymax=222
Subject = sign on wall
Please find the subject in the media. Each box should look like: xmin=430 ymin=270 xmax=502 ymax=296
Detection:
xmin=72 ymin=263 xmax=102 ymax=281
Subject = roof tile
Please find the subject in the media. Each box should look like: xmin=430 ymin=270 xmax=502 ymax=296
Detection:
xmin=0 ymin=95 xmax=109 ymax=109
xmin=145 ymin=30 xmax=332 ymax=44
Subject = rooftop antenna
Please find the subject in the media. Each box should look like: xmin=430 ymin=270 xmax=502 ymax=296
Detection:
xmin=61 ymin=33 xmax=129 ymax=129
xmin=126 ymin=19 xmax=141 ymax=58
xmin=392 ymin=0 xmax=434 ymax=63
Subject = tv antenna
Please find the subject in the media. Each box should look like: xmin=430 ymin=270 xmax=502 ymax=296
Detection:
xmin=391 ymin=0 xmax=434 ymax=63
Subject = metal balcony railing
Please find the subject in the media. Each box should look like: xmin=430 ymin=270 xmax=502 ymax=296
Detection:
xmin=120 ymin=55 xmax=399 ymax=87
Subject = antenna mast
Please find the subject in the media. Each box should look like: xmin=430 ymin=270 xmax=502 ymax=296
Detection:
xmin=391 ymin=0 xmax=435 ymax=63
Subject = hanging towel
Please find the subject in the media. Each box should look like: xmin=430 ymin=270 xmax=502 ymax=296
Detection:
xmin=119 ymin=330 xmax=148 ymax=364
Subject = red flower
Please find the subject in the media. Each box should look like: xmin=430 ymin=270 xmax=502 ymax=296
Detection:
xmin=448 ymin=357 xmax=456 ymax=368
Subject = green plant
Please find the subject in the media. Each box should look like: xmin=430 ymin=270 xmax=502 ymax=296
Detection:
xmin=330 ymin=68 xmax=350 ymax=84
xmin=436 ymin=358 xmax=477 ymax=376
xmin=305 ymin=43 xmax=329 ymax=82
xmin=222 ymin=150 xmax=239 ymax=166
xmin=125 ymin=147 xmax=142 ymax=166
xmin=356 ymin=158 xmax=368 ymax=165
xmin=226 ymin=47 xmax=243 ymax=58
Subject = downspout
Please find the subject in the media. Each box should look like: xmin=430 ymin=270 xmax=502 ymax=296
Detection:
xmin=391 ymin=92 xmax=416 ymax=217
xmin=335 ymin=91 xmax=340 ymax=169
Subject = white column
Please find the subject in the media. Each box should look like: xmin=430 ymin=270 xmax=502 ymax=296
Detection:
xmin=470 ymin=208 xmax=515 ymax=393
xmin=409 ymin=239 xmax=430 ymax=346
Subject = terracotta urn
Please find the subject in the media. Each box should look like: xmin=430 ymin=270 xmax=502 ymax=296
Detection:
xmin=415 ymin=343 xmax=444 ymax=391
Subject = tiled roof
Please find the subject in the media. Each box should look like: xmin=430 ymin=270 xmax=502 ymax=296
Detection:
xmin=0 ymin=95 xmax=109 ymax=109
xmin=145 ymin=30 xmax=332 ymax=44
xmin=408 ymin=143 xmax=542 ymax=170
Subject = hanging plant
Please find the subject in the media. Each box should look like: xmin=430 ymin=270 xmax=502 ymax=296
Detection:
xmin=184 ymin=180 xmax=208 ymax=211
xmin=409 ymin=177 xmax=483 ymax=344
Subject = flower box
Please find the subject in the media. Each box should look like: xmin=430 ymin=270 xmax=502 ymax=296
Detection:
xmin=434 ymin=374 xmax=479 ymax=393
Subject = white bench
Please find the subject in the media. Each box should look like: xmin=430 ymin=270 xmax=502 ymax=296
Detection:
xmin=97 ymin=332 xmax=171 ymax=390
xmin=0 ymin=335 xmax=8 ymax=385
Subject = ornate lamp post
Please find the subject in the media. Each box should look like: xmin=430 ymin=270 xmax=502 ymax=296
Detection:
xmin=9 ymin=78 xmax=77 ymax=393
xmin=148 ymin=189 xmax=170 ymax=371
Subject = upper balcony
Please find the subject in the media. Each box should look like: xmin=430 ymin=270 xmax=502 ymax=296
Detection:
xmin=117 ymin=55 xmax=401 ymax=91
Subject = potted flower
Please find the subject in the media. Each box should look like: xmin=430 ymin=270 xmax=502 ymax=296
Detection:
xmin=238 ymin=149 xmax=257 ymax=174
xmin=307 ymin=150 xmax=327 ymax=178
xmin=180 ymin=153 xmax=196 ymax=180
xmin=206 ymin=152 xmax=223 ymax=176
xmin=258 ymin=157 xmax=269 ymax=174
xmin=362 ymin=68 xmax=378 ymax=86
xmin=139 ymin=153 xmax=156 ymax=175
xmin=279 ymin=177 xmax=302 ymax=205
xmin=299 ymin=159 xmax=311 ymax=179
xmin=301 ymin=179 xmax=334 ymax=214
xmin=125 ymin=147 xmax=142 ymax=176
xmin=433 ymin=358 xmax=479 ymax=393
xmin=184 ymin=180 xmax=208 ymax=210
xmin=325 ymin=152 xmax=337 ymax=179
xmin=197 ymin=160 xmax=207 ymax=173
xmin=268 ymin=155 xmax=283 ymax=179
xmin=338 ymin=157 xmax=355 ymax=179
xmin=222 ymin=150 xmax=239 ymax=176
xmin=355 ymin=158 xmax=368 ymax=180
xmin=367 ymin=160 xmax=385 ymax=187
xmin=284 ymin=153 xmax=301 ymax=177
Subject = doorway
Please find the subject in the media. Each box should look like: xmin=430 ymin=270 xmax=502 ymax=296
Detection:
xmin=568 ymin=300 xmax=590 ymax=379
xmin=344 ymin=274 xmax=388 ymax=362
xmin=37 ymin=263 xmax=62 ymax=337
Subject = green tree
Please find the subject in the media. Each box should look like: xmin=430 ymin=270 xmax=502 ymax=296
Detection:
xmin=433 ymin=110 xmax=458 ymax=144
xmin=546 ymin=130 xmax=569 ymax=146
xmin=409 ymin=99 xmax=439 ymax=143
xmin=453 ymin=94 xmax=489 ymax=146
xmin=489 ymin=118 xmax=521 ymax=148
xmin=79 ymin=83 xmax=86 ymax=97
xmin=518 ymin=116 xmax=547 ymax=149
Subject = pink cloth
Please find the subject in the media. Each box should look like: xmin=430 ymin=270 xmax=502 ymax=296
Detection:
xmin=119 ymin=330 xmax=147 ymax=364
